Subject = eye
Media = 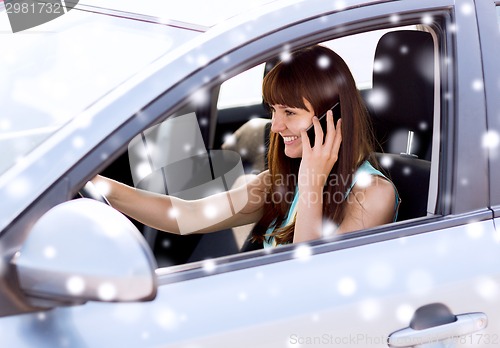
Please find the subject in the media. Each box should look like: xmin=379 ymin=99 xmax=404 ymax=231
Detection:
xmin=269 ymin=107 xmax=276 ymax=117
xmin=285 ymin=110 xmax=295 ymax=116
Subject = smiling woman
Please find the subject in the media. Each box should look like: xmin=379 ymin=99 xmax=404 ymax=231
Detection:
xmin=93 ymin=45 xmax=398 ymax=251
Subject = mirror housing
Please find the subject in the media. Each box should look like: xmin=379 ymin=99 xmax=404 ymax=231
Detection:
xmin=11 ymin=199 xmax=157 ymax=307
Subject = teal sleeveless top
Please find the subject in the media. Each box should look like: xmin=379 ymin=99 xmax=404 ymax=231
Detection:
xmin=263 ymin=161 xmax=400 ymax=248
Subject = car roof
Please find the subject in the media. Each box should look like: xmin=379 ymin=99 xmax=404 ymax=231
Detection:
xmin=78 ymin=0 xmax=281 ymax=28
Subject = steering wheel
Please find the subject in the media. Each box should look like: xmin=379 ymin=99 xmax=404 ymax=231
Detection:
xmin=78 ymin=181 xmax=111 ymax=205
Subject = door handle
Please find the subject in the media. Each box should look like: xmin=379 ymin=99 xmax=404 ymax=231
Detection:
xmin=388 ymin=303 xmax=487 ymax=347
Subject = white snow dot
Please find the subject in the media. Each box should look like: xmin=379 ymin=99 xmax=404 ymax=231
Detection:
xmin=322 ymin=219 xmax=337 ymax=237
xmin=66 ymin=276 xmax=85 ymax=295
xmin=460 ymin=178 xmax=469 ymax=186
xmin=37 ymin=312 xmax=47 ymax=321
xmin=162 ymin=239 xmax=171 ymax=249
xmin=337 ymin=277 xmax=357 ymax=296
xmin=141 ymin=331 xmax=150 ymax=340
xmin=317 ymin=55 xmax=330 ymax=69
xmin=43 ymin=246 xmax=57 ymax=259
xmin=482 ymin=131 xmax=500 ymax=150
xmin=280 ymin=50 xmax=292 ymax=63
xmin=367 ymin=88 xmax=389 ymax=110
xmin=94 ymin=180 xmax=111 ymax=197
xmin=380 ymin=155 xmax=393 ymax=168
xmin=476 ymin=277 xmax=498 ymax=301
xmin=421 ymin=14 xmax=433 ymax=25
xmin=355 ymin=172 xmax=372 ymax=188
xmin=190 ymin=89 xmax=209 ymax=106
xmin=199 ymin=117 xmax=208 ymax=127
xmin=238 ymin=292 xmax=248 ymax=301
xmin=156 ymin=309 xmax=178 ymax=330
xmin=403 ymin=166 xmax=411 ymax=176
xmin=202 ymin=259 xmax=216 ymax=273
xmin=0 ymin=119 xmax=12 ymax=131
xmin=472 ymin=79 xmax=484 ymax=91
xmin=196 ymin=55 xmax=209 ymax=67
xmin=135 ymin=162 xmax=152 ymax=181
xmin=466 ymin=223 xmax=484 ymax=239
xmin=7 ymin=177 xmax=31 ymax=198
xmin=223 ymin=133 xmax=237 ymax=146
xmin=494 ymin=228 xmax=500 ymax=244
xmin=183 ymin=143 xmax=192 ymax=152
xmin=168 ymin=208 xmax=179 ymax=219
xmin=396 ymin=304 xmax=414 ymax=323
xmin=97 ymin=282 xmax=117 ymax=301
xmin=419 ymin=121 xmax=428 ymax=131
xmin=400 ymin=45 xmax=409 ymax=55
xmin=333 ymin=0 xmax=347 ymax=10
xmin=293 ymin=244 xmax=312 ymax=261
xmin=373 ymin=60 xmax=383 ymax=73
xmin=203 ymin=205 xmax=218 ymax=219
xmin=461 ymin=3 xmax=473 ymax=16
xmin=390 ymin=14 xmax=400 ymax=23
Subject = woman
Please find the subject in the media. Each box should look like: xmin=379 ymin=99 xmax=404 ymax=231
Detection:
xmin=93 ymin=45 xmax=398 ymax=247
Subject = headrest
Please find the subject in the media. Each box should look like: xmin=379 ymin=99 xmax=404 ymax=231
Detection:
xmin=368 ymin=30 xmax=435 ymax=159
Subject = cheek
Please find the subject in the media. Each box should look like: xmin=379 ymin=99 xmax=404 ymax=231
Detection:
xmin=288 ymin=117 xmax=313 ymax=133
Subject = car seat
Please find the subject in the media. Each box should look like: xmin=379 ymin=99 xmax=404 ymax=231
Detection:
xmin=367 ymin=30 xmax=435 ymax=221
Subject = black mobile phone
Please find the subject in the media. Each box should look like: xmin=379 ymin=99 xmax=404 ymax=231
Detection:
xmin=306 ymin=101 xmax=341 ymax=147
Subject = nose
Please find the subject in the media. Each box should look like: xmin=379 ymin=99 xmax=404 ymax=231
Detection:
xmin=271 ymin=111 xmax=286 ymax=133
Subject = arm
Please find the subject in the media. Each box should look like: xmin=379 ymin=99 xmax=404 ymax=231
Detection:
xmin=92 ymin=171 xmax=270 ymax=235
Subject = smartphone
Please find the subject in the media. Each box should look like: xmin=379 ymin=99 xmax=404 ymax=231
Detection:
xmin=306 ymin=101 xmax=341 ymax=147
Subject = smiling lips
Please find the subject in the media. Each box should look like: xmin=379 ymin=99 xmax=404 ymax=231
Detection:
xmin=282 ymin=135 xmax=299 ymax=144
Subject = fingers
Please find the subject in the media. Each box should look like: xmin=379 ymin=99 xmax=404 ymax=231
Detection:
xmin=312 ymin=116 xmax=323 ymax=148
xmin=322 ymin=112 xmax=342 ymax=165
xmin=323 ymin=111 xmax=342 ymax=149
xmin=300 ymin=128 xmax=312 ymax=152
xmin=331 ymin=118 xmax=342 ymax=157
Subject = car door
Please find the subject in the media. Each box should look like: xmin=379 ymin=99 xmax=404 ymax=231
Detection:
xmin=1 ymin=1 xmax=499 ymax=347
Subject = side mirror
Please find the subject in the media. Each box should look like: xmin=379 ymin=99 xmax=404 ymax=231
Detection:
xmin=11 ymin=199 xmax=157 ymax=307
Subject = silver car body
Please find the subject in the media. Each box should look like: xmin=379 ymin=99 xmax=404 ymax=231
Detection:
xmin=1 ymin=0 xmax=500 ymax=347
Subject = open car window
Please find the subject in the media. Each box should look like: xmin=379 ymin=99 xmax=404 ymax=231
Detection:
xmin=102 ymin=21 xmax=441 ymax=269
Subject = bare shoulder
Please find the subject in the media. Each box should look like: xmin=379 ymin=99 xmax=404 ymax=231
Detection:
xmin=354 ymin=175 xmax=395 ymax=203
xmin=337 ymin=175 xmax=396 ymax=234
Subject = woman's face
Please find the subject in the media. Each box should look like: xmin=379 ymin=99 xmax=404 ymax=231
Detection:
xmin=270 ymin=98 xmax=315 ymax=158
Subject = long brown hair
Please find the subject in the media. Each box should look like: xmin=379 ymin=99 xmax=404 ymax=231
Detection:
xmin=252 ymin=45 xmax=376 ymax=245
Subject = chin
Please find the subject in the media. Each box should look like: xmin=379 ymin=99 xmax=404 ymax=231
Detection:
xmin=284 ymin=147 xmax=302 ymax=159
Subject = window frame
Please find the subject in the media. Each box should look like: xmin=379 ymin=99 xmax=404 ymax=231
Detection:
xmin=155 ymin=4 xmax=488 ymax=281
xmin=475 ymin=0 xmax=500 ymax=215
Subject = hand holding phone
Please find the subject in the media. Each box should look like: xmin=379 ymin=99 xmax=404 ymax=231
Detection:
xmin=306 ymin=102 xmax=341 ymax=147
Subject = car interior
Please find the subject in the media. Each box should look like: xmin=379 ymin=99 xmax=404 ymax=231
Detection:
xmin=98 ymin=24 xmax=438 ymax=268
